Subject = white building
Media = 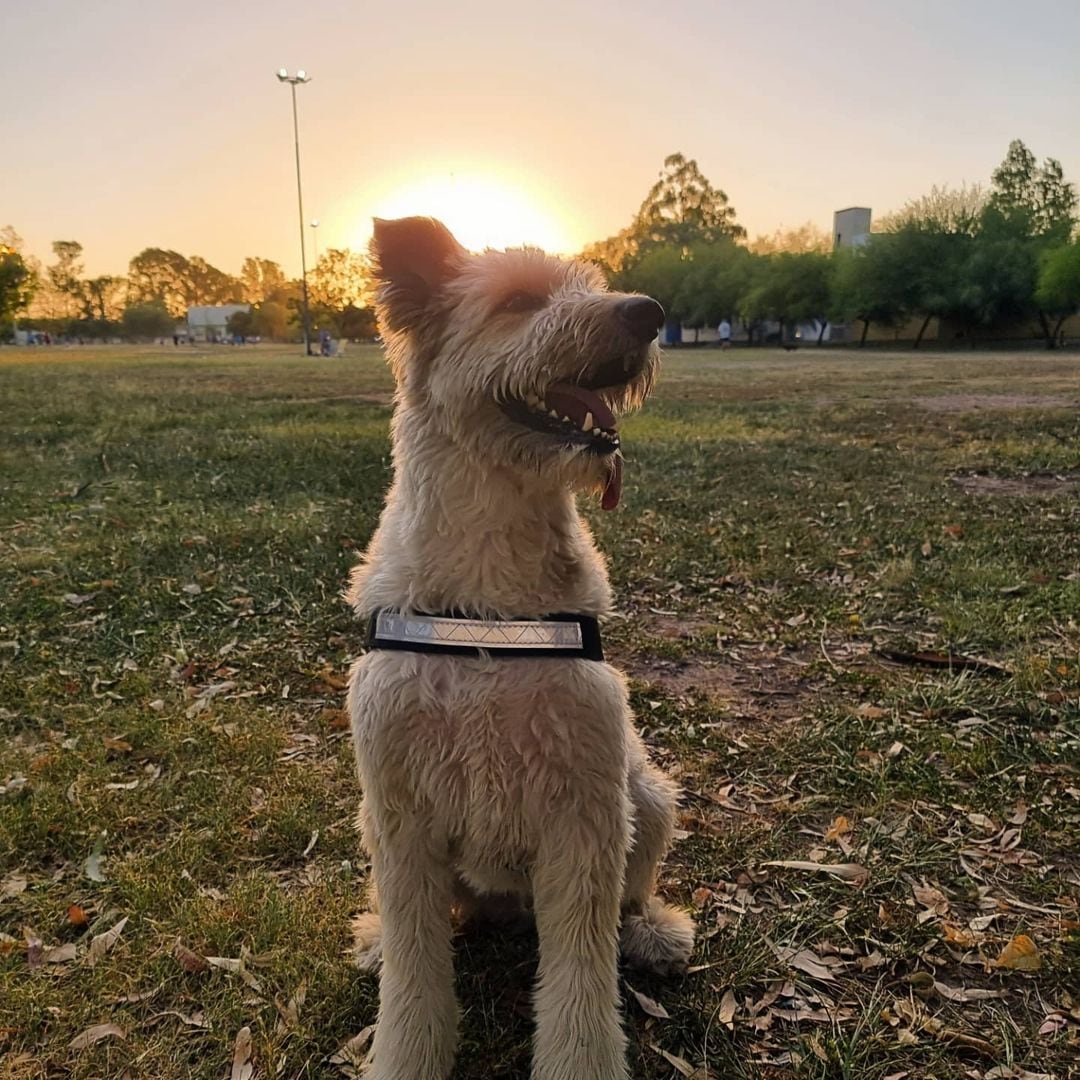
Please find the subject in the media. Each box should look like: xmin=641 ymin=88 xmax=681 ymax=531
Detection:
xmin=186 ymin=304 xmax=250 ymax=342
xmin=833 ymin=207 xmax=872 ymax=249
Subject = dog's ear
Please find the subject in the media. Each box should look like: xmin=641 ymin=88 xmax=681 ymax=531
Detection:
xmin=370 ymin=217 xmax=465 ymax=331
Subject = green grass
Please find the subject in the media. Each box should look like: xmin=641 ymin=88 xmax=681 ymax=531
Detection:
xmin=1 ymin=343 xmax=1078 ymax=1079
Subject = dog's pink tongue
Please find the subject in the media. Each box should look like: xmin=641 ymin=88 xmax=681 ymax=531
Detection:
xmin=602 ymin=455 xmax=622 ymax=511
xmin=545 ymin=384 xmax=617 ymax=430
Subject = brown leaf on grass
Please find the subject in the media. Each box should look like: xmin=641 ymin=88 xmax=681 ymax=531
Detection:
xmin=87 ymin=916 xmax=128 ymax=966
xmin=878 ymin=649 xmax=1009 ymax=677
xmin=1 ymin=874 xmax=28 ymax=900
xmin=984 ymin=1067 xmax=1055 ymax=1080
xmin=942 ymin=922 xmax=978 ymax=948
xmin=69 ymin=1023 xmax=126 ymax=1050
xmin=627 ymin=984 xmax=670 ymax=1019
xmin=912 ymin=882 xmax=949 ymax=922
xmin=717 ymin=988 xmax=737 ymax=1028
xmin=855 ymin=703 xmax=887 ymax=720
xmin=690 ymin=887 xmax=712 ymax=910
xmin=102 ymin=736 xmax=132 ymax=752
xmin=933 ymin=981 xmax=1007 ymax=1003
xmin=67 ymin=904 xmax=88 ymax=926
xmin=763 ymin=860 xmax=869 ymax=886
xmin=230 ymin=1026 xmax=253 ymax=1080
xmin=942 ymin=523 xmax=965 ymax=539
xmin=275 ymin=982 xmax=307 ymax=1032
xmin=824 ymin=816 xmax=852 ymax=843
xmin=648 ymin=1044 xmax=696 ymax=1076
xmin=173 ymin=939 xmax=209 ymax=973
xmin=770 ymin=943 xmax=843 ymax=982
xmin=41 ymin=942 xmax=77 ymax=964
xmin=992 ymin=934 xmax=1041 ymax=972
xmin=329 ymin=1025 xmax=376 ymax=1070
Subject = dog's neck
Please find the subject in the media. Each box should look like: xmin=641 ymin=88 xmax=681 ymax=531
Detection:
xmin=348 ymin=414 xmax=613 ymax=620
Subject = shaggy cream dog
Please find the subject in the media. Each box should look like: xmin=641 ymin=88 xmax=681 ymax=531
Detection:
xmin=346 ymin=217 xmax=694 ymax=1080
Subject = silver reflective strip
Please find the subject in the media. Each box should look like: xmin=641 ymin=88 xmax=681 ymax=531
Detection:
xmin=375 ymin=611 xmax=583 ymax=650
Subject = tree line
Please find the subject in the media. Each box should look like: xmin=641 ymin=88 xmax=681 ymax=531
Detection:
xmin=0 ymin=234 xmax=375 ymax=342
xmin=584 ymin=144 xmax=1080 ymax=348
xmin=4 ymin=140 xmax=1079 ymax=348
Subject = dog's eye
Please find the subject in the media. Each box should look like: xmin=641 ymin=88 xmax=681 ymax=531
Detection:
xmin=498 ymin=291 xmax=546 ymax=315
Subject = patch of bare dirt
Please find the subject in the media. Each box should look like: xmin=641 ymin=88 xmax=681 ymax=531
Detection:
xmin=951 ymin=471 xmax=1080 ymax=496
xmin=911 ymin=393 xmax=1077 ymax=413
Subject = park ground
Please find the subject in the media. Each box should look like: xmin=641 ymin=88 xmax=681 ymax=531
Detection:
xmin=0 ymin=343 xmax=1077 ymax=1079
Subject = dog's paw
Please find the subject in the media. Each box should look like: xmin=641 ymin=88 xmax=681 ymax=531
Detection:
xmin=620 ymin=898 xmax=694 ymax=977
xmin=349 ymin=912 xmax=383 ymax=972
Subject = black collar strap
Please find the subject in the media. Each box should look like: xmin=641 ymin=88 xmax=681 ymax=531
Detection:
xmin=366 ymin=609 xmax=604 ymax=661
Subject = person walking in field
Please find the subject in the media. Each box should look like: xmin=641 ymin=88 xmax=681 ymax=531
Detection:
xmin=717 ymin=318 xmax=732 ymax=349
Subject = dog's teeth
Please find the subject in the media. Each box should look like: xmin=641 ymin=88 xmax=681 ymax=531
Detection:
xmin=561 ymin=415 xmax=571 ymax=423
xmin=592 ymin=427 xmax=601 ymax=436
xmin=582 ymin=411 xmax=594 ymax=431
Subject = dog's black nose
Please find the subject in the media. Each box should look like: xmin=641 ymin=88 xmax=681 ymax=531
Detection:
xmin=618 ymin=297 xmax=665 ymax=342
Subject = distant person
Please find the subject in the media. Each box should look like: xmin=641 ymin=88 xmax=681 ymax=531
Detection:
xmin=717 ymin=318 xmax=732 ymax=350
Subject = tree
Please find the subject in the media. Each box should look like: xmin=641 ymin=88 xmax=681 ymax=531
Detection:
xmin=240 ymin=257 xmax=287 ymax=304
xmin=128 ymin=249 xmax=192 ymax=317
xmin=831 ymin=244 xmax=905 ymax=345
xmin=750 ymin=222 xmax=831 ymax=255
xmin=740 ymin=252 xmax=833 ymax=343
xmin=1035 ymin=242 xmax=1080 ymax=345
xmin=252 ymin=300 xmax=293 ymax=341
xmin=0 ymin=247 xmax=37 ymax=325
xmin=226 ymin=309 xmax=255 ymax=338
xmin=989 ymin=139 xmax=1077 ymax=242
xmin=187 ymin=256 xmax=241 ymax=305
xmin=676 ymin=241 xmax=754 ymax=330
xmin=309 ymin=248 xmax=374 ymax=336
xmin=583 ymin=153 xmax=744 ymax=276
xmin=617 ymin=245 xmax=691 ymax=325
xmin=83 ymin=276 xmax=127 ymax=321
xmin=121 ymin=301 xmax=174 ymax=340
xmin=45 ymin=240 xmax=87 ymax=318
xmin=875 ymin=183 xmax=987 ymax=237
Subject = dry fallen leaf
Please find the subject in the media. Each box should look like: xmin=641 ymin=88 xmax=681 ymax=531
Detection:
xmin=771 ymin=943 xmax=841 ymax=982
xmin=942 ymin=922 xmax=977 ymax=948
xmin=329 ymin=1025 xmax=376 ymax=1070
xmin=87 ymin=916 xmax=129 ymax=966
xmin=41 ymin=942 xmax=77 ymax=964
xmin=173 ymin=939 xmax=209 ymax=974
xmin=67 ymin=904 xmax=89 ymax=927
xmin=1 ymin=874 xmax=28 ymax=900
xmin=648 ymin=1044 xmax=696 ymax=1076
xmin=824 ymin=815 xmax=852 ymax=843
xmin=69 ymin=1022 xmax=126 ymax=1051
xmin=628 ymin=984 xmax=670 ymax=1019
xmin=717 ymin=988 xmax=737 ymax=1028
xmin=912 ymin=882 xmax=949 ymax=922
xmin=993 ymin=934 xmax=1041 ymax=972
xmin=230 ymin=1025 xmax=253 ymax=1080
xmin=933 ymin=981 xmax=1007 ymax=1003
xmin=763 ymin=860 xmax=868 ymax=886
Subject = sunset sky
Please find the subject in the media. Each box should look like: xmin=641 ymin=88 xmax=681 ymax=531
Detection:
xmin=4 ymin=0 xmax=1079 ymax=277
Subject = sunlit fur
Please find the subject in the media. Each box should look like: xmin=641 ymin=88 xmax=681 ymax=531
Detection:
xmin=346 ymin=220 xmax=692 ymax=1080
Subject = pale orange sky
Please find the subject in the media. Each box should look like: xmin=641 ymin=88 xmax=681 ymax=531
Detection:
xmin=4 ymin=0 xmax=1079 ymax=277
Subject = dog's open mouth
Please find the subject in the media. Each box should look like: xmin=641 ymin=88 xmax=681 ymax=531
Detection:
xmin=501 ymin=382 xmax=625 ymax=510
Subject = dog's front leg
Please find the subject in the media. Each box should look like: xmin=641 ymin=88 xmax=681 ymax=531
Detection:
xmin=365 ymin=814 xmax=458 ymax=1080
xmin=531 ymin=815 xmax=630 ymax=1080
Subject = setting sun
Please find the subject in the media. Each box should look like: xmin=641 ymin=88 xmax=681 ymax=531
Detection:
xmin=368 ymin=173 xmax=573 ymax=255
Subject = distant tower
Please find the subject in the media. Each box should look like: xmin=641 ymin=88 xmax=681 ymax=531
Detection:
xmin=833 ymin=207 xmax=872 ymax=250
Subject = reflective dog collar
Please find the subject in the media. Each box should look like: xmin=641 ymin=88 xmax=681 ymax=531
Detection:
xmin=367 ymin=609 xmax=604 ymax=661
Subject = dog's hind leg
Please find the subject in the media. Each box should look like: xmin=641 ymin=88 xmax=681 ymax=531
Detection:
xmin=364 ymin=815 xmax=458 ymax=1080
xmin=619 ymin=762 xmax=695 ymax=976
xmin=531 ymin=815 xmax=629 ymax=1080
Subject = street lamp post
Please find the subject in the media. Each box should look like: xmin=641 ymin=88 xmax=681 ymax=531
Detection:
xmin=276 ymin=68 xmax=313 ymax=356
xmin=310 ymin=218 xmax=320 ymax=267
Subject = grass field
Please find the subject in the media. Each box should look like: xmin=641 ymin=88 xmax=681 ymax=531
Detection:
xmin=1 ymin=343 xmax=1078 ymax=1079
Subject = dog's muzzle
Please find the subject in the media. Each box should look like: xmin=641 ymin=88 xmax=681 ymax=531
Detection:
xmin=367 ymin=609 xmax=604 ymax=661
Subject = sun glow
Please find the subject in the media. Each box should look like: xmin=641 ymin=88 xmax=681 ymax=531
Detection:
xmin=369 ymin=173 xmax=572 ymax=255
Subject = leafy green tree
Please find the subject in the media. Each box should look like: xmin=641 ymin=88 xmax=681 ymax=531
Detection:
xmin=875 ymin=183 xmax=986 ymax=236
xmin=0 ymin=247 xmax=38 ymax=325
xmin=1035 ymin=242 xmax=1080 ymax=344
xmin=226 ymin=309 xmax=255 ymax=338
xmin=252 ymin=300 xmax=293 ymax=341
xmin=830 ymin=244 xmax=905 ymax=345
xmin=46 ymin=240 xmax=87 ymax=317
xmin=188 ymin=257 xmax=241 ymax=305
xmin=677 ymin=241 xmax=754 ymax=330
xmin=121 ymin=301 xmax=174 ymax=340
xmin=989 ymin=139 xmax=1077 ymax=242
xmin=749 ymin=223 xmax=830 ymax=255
xmin=740 ymin=252 xmax=833 ymax=343
xmin=309 ymin=248 xmax=373 ymax=336
xmin=83 ymin=276 xmax=127 ymax=321
xmin=617 ymin=245 xmax=691 ymax=324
